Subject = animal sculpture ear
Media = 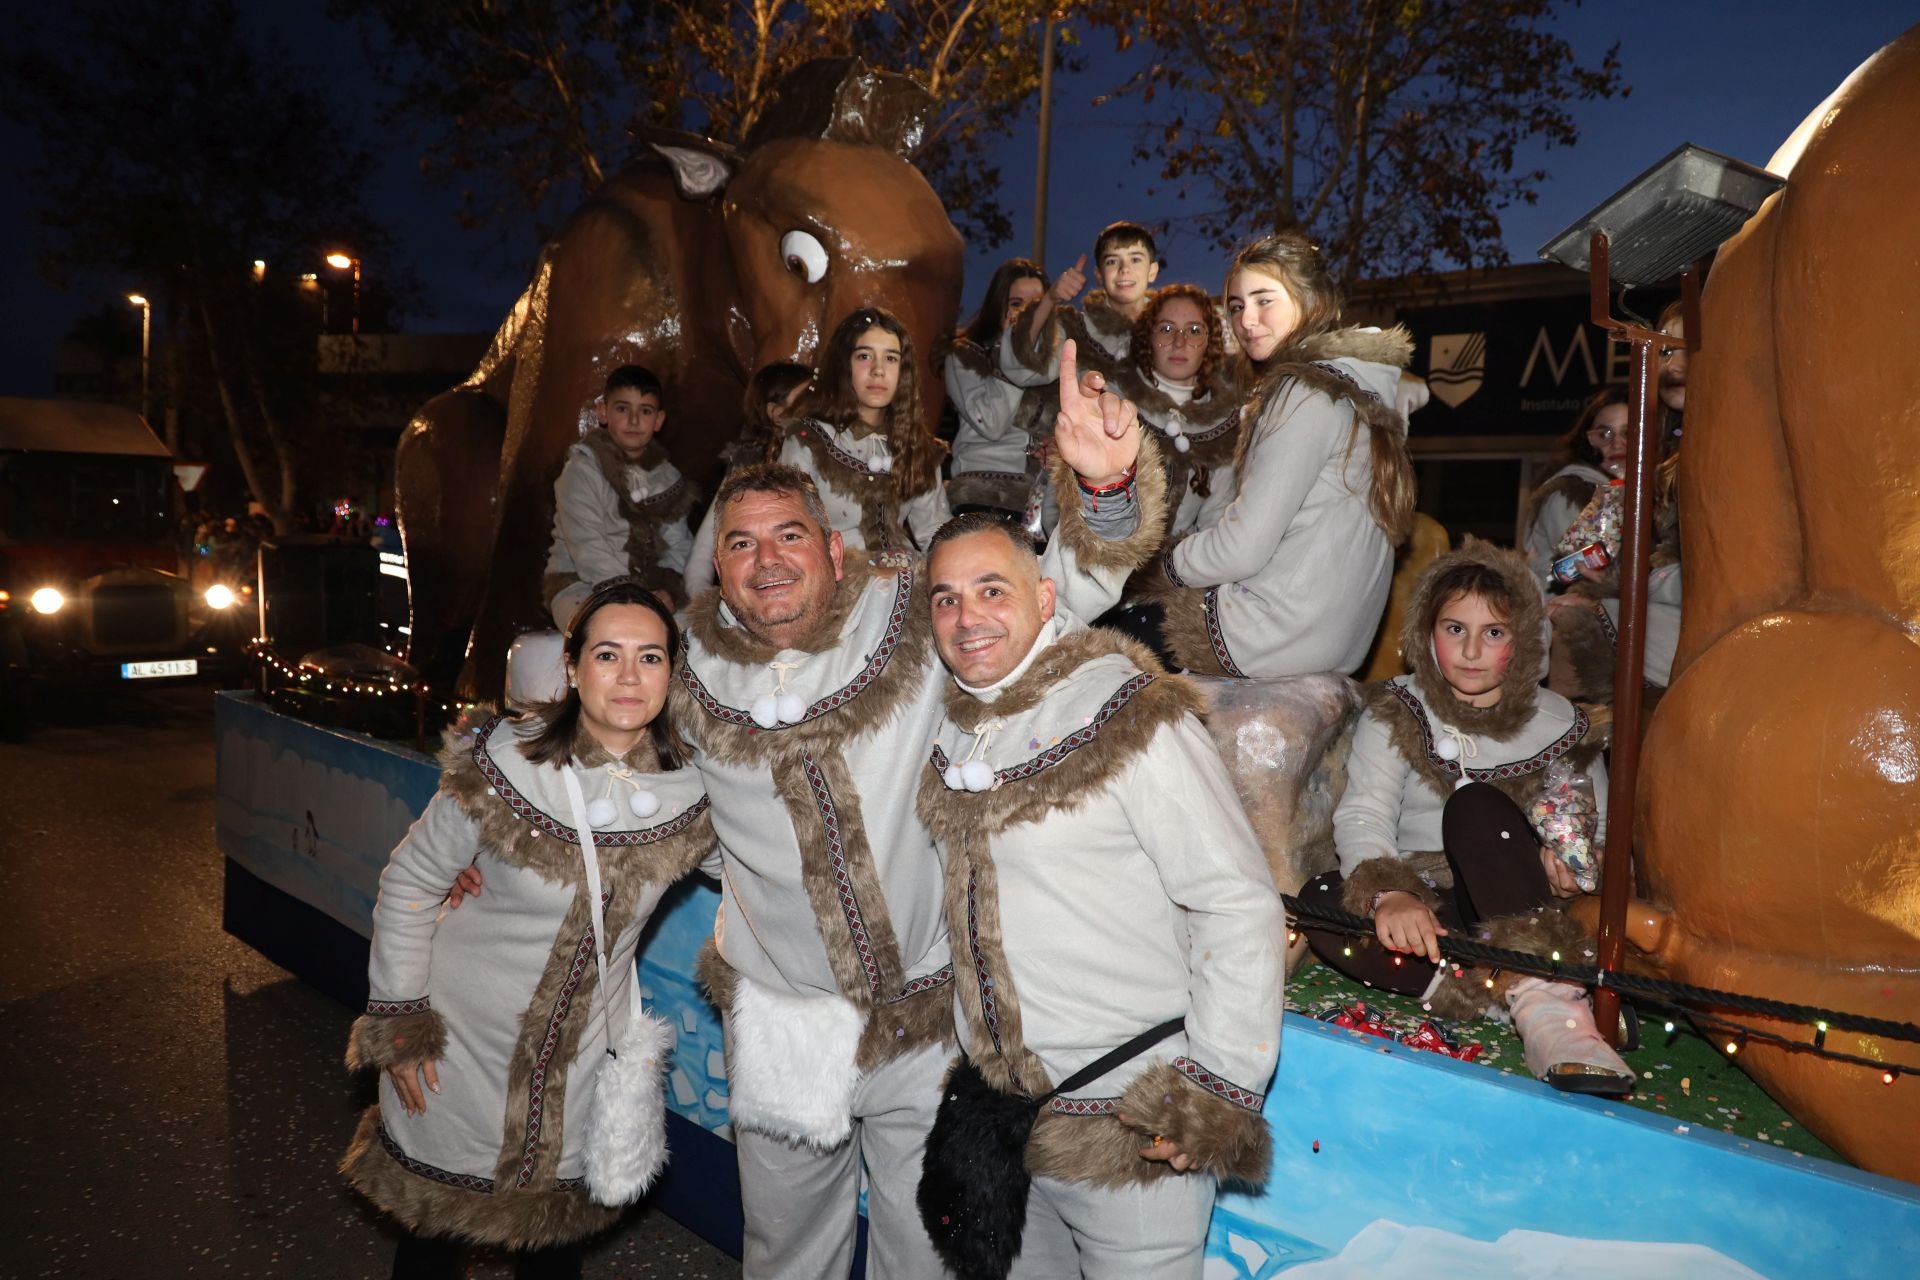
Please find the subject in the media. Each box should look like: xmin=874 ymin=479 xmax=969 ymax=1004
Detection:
xmin=652 ymin=143 xmax=733 ymax=200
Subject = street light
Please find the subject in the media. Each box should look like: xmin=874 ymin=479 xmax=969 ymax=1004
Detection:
xmin=326 ymin=251 xmax=361 ymax=335
xmin=126 ymin=293 xmax=151 ymax=422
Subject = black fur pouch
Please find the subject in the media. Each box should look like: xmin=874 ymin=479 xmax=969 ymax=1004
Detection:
xmin=916 ymin=1057 xmax=1035 ymax=1280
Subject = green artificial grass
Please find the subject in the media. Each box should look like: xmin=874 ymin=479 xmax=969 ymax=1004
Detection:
xmin=1285 ymin=954 xmax=1844 ymax=1164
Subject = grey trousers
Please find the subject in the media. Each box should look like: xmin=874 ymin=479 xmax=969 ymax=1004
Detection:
xmin=1008 ymin=1170 xmax=1217 ymax=1280
xmin=733 ymin=1041 xmax=952 ymax=1280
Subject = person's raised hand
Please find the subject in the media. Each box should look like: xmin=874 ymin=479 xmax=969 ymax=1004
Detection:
xmin=1051 ymin=254 xmax=1087 ymax=304
xmin=1052 ymin=339 xmax=1141 ymax=489
xmin=1373 ymin=891 xmax=1446 ymax=964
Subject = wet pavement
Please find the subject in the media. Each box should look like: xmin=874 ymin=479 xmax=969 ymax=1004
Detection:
xmin=0 ymin=684 xmax=740 ymax=1278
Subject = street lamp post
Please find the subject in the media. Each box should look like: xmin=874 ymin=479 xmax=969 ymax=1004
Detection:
xmin=325 ymin=252 xmax=361 ymax=336
xmin=126 ymin=293 xmax=151 ymax=422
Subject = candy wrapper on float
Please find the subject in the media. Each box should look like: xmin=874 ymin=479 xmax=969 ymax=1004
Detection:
xmin=1553 ymin=477 xmax=1625 ymax=563
xmin=1528 ymin=758 xmax=1600 ymax=892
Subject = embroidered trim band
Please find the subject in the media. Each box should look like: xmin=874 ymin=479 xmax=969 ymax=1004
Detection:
xmin=802 ymin=752 xmax=884 ymax=998
xmin=1174 ymin=1055 xmax=1266 ymax=1112
xmin=927 ymin=672 xmax=1158 ymax=787
xmin=1202 ymin=587 xmax=1248 ymax=678
xmin=470 ymin=715 xmax=711 ymax=847
xmin=1385 ymin=683 xmax=1589 ymax=781
xmin=365 ymin=996 xmax=432 ymax=1017
xmin=516 ymin=917 xmax=599 ymax=1187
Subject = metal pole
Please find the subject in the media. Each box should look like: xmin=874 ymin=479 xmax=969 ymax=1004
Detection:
xmin=351 ymin=259 xmax=361 ymax=337
xmin=1032 ymin=13 xmax=1057 ymax=266
xmin=1589 ymin=230 xmax=1660 ymax=1045
xmin=139 ymin=303 xmax=151 ymax=422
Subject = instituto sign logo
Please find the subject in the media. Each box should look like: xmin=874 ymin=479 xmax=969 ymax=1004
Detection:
xmin=1428 ymin=333 xmax=1486 ymax=408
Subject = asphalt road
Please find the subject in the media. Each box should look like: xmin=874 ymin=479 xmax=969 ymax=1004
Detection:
xmin=0 ymin=683 xmax=741 ymax=1279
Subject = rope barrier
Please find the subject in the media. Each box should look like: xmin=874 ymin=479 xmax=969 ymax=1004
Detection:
xmin=1283 ymin=893 xmax=1920 ymax=1048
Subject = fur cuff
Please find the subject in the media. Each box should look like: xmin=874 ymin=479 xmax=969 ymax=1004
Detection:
xmin=1340 ymin=852 xmax=1448 ymax=916
xmin=1008 ymin=300 xmax=1056 ymax=376
xmin=1048 ymin=432 xmax=1169 ymax=577
xmin=347 ymin=1009 xmax=448 ymax=1073
xmin=1480 ymin=908 xmax=1594 ymax=1003
xmin=1550 ymin=605 xmax=1617 ymax=703
xmin=1118 ymin=1060 xmax=1272 ymax=1186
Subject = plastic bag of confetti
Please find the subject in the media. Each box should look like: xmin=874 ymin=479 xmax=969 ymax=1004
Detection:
xmin=1528 ymin=758 xmax=1599 ymax=892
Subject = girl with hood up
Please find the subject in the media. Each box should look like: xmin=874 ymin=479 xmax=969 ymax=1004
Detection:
xmin=1303 ymin=540 xmax=1635 ymax=1094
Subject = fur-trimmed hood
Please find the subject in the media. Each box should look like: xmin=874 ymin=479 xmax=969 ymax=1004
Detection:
xmin=1401 ymin=538 xmax=1549 ymax=740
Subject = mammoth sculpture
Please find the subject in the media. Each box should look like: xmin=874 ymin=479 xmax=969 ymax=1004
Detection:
xmin=396 ymin=59 xmax=964 ymax=697
xmin=1628 ymin=25 xmax=1920 ymax=1184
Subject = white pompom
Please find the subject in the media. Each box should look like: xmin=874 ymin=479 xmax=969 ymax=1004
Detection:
xmin=1173 ymin=435 xmax=1191 ymax=454
xmin=867 ymin=455 xmax=891 ymax=474
xmin=628 ymin=789 xmax=661 ymax=819
xmin=775 ymin=692 xmax=806 ymax=724
xmin=750 ymin=694 xmax=781 ymax=729
xmin=960 ymin=760 xmax=995 ymax=793
xmin=1434 ymin=736 xmax=1461 ymax=762
xmin=586 ymin=797 xmax=619 ymax=829
xmin=943 ymin=764 xmax=966 ymax=790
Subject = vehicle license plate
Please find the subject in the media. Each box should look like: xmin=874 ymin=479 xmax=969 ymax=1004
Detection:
xmin=121 ymin=659 xmax=198 ymax=679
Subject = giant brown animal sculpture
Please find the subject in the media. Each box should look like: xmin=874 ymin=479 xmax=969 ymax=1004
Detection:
xmin=1629 ymin=26 xmax=1920 ymax=1184
xmin=395 ymin=59 xmax=964 ymax=697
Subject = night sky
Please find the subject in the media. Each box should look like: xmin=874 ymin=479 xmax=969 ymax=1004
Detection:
xmin=0 ymin=1 xmax=1910 ymax=396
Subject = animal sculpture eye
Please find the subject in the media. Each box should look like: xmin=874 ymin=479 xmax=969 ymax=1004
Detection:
xmin=780 ymin=230 xmax=829 ymax=284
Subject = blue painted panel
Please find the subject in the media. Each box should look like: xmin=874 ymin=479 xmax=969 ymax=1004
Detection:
xmin=215 ymin=691 xmax=438 ymax=939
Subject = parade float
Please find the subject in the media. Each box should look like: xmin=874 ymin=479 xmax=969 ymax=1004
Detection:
xmin=220 ymin=46 xmax=1920 ymax=1277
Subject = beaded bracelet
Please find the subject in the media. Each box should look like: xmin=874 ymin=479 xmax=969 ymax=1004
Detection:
xmin=1076 ymin=461 xmax=1138 ymax=512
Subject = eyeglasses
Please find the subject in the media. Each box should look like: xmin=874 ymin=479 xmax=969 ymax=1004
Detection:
xmin=1587 ymin=425 xmax=1623 ymax=444
xmin=1152 ymin=322 xmax=1208 ymax=346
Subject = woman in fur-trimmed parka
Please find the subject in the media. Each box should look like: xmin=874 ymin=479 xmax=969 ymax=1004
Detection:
xmin=1108 ymin=284 xmax=1247 ymax=544
xmin=917 ymin=565 xmax=1283 ymax=1279
xmin=945 ymin=258 xmax=1059 ymax=518
xmin=772 ymin=307 xmax=952 ymax=553
xmin=1145 ymin=232 xmax=1417 ymax=679
xmin=342 ymin=582 xmax=713 ymax=1278
xmin=1302 ymin=540 xmax=1635 ymax=1094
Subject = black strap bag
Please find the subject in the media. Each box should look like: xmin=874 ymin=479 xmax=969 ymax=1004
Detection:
xmin=915 ymin=1018 xmax=1184 ymax=1280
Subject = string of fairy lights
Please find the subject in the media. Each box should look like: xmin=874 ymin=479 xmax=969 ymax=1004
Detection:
xmin=248 ymin=640 xmax=471 ymax=715
xmin=1284 ymin=895 xmax=1920 ymax=1086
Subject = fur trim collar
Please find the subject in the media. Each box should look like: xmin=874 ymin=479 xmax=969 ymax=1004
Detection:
xmin=1400 ymin=539 xmax=1547 ymax=736
xmin=1079 ymin=290 xmax=1135 ymax=338
xmin=947 ymin=335 xmax=998 ymax=379
xmin=675 ymin=560 xmax=933 ymax=769
xmin=1229 ymin=326 xmax=1412 ymax=492
xmin=940 ymin=616 xmax=1156 ymax=732
xmin=1108 ymin=363 xmax=1246 ymax=468
xmin=575 ymin=429 xmax=693 ymax=600
xmin=438 ymin=714 xmax=713 ymax=884
xmin=1368 ymin=680 xmax=1602 ymax=801
xmin=919 ymin=629 xmax=1205 ymax=841
xmin=683 ymin=557 xmax=880 ymax=666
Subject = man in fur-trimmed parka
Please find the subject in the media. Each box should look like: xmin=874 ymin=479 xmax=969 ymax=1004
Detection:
xmin=918 ymin=513 xmax=1284 ymax=1279
xmin=681 ymin=349 xmax=1166 ymax=1279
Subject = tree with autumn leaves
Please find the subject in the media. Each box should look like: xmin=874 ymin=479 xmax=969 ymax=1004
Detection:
xmin=339 ymin=0 xmax=1618 ymax=283
xmin=333 ymin=0 xmax=1076 ymax=250
xmin=1087 ymin=0 xmax=1624 ymax=280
